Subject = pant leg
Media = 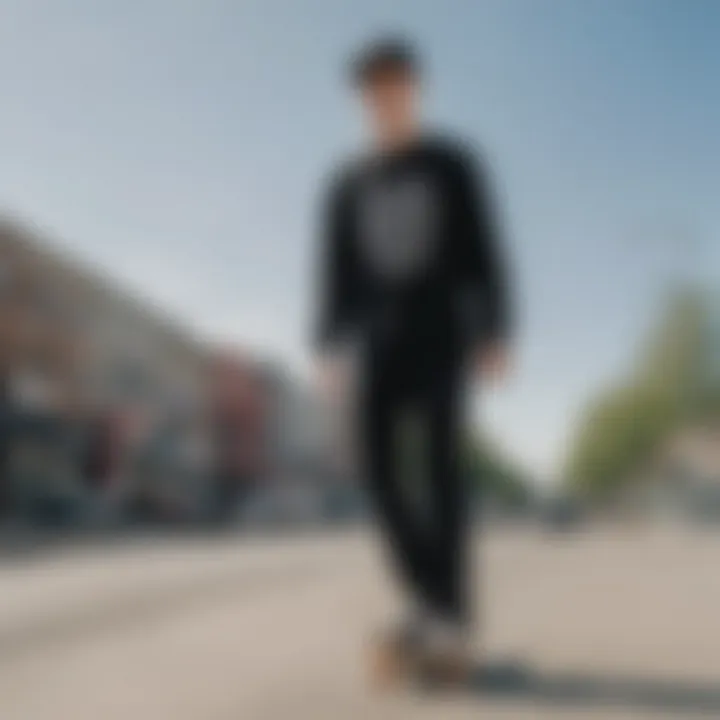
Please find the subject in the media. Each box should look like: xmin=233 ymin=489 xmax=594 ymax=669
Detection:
xmin=358 ymin=367 xmax=433 ymax=609
xmin=423 ymin=372 xmax=471 ymax=627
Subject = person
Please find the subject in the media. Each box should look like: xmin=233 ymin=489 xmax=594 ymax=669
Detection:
xmin=313 ymin=36 xmax=513 ymax=686
xmin=0 ymin=370 xmax=13 ymax=521
xmin=207 ymin=353 xmax=266 ymax=524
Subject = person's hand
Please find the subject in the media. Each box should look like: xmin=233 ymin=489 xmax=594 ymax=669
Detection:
xmin=475 ymin=342 xmax=511 ymax=385
xmin=314 ymin=355 xmax=350 ymax=401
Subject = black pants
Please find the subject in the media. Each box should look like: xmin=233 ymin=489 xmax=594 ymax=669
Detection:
xmin=359 ymin=345 xmax=471 ymax=626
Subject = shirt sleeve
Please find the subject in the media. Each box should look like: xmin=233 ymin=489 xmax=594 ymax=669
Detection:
xmin=452 ymin=152 xmax=512 ymax=347
xmin=313 ymin=173 xmax=362 ymax=353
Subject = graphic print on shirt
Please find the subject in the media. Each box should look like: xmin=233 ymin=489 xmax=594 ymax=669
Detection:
xmin=356 ymin=174 xmax=440 ymax=282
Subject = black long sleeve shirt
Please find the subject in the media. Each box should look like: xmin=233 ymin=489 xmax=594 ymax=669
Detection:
xmin=315 ymin=135 xmax=511 ymax=364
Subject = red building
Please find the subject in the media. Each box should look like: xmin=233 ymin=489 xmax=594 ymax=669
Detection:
xmin=207 ymin=349 xmax=270 ymax=484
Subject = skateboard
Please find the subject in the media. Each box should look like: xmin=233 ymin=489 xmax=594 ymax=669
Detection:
xmin=367 ymin=631 xmax=472 ymax=691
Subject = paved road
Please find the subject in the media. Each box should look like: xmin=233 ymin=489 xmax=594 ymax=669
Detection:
xmin=2 ymin=526 xmax=720 ymax=719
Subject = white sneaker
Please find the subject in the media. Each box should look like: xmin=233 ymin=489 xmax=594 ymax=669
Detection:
xmin=417 ymin=617 xmax=472 ymax=687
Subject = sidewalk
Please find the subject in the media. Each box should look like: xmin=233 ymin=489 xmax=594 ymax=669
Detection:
xmin=0 ymin=528 xmax=362 ymax=660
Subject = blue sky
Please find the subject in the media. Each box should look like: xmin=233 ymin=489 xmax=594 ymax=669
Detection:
xmin=1 ymin=0 xmax=718 ymax=478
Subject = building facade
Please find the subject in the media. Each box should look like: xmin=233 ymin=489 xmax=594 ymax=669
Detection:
xmin=0 ymin=219 xmax=205 ymax=416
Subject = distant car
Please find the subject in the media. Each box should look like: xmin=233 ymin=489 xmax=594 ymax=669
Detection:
xmin=237 ymin=490 xmax=282 ymax=527
xmin=322 ymin=483 xmax=369 ymax=523
xmin=542 ymin=496 xmax=583 ymax=531
xmin=238 ymin=481 xmax=325 ymax=528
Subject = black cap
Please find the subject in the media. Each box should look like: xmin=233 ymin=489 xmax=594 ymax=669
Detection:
xmin=349 ymin=36 xmax=420 ymax=86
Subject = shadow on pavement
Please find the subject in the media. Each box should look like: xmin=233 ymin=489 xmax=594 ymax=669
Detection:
xmin=470 ymin=661 xmax=720 ymax=716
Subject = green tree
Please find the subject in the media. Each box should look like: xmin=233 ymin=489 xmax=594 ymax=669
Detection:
xmin=565 ymin=286 xmax=718 ymax=498
xmin=466 ymin=435 xmax=532 ymax=509
xmin=395 ymin=415 xmax=532 ymax=510
xmin=565 ymin=384 xmax=675 ymax=497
